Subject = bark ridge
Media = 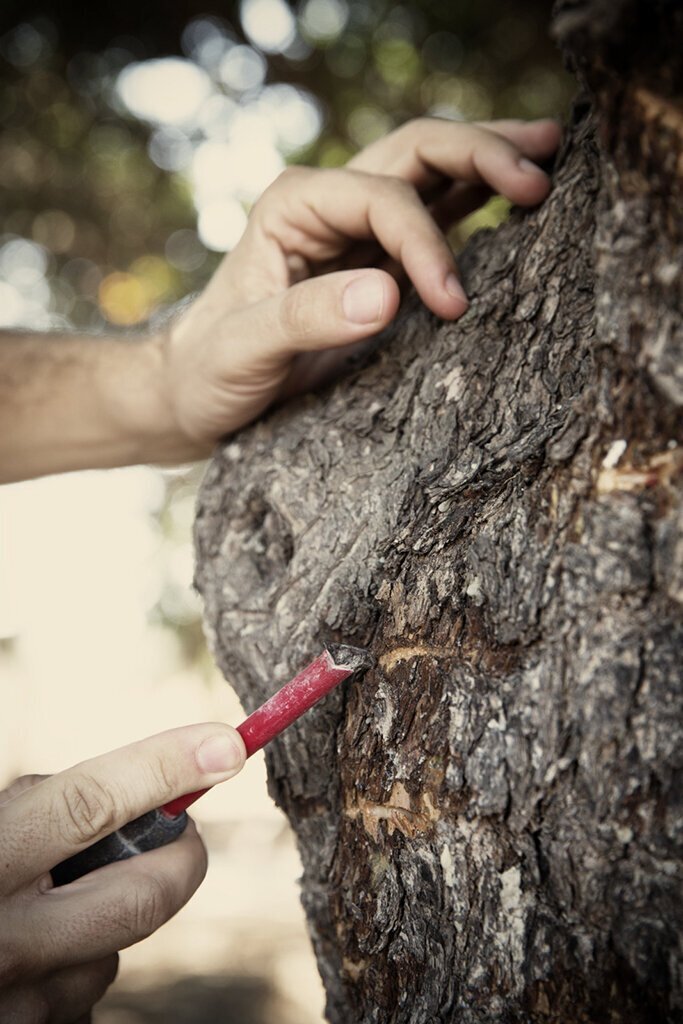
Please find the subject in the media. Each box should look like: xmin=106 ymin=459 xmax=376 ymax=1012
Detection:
xmin=195 ymin=2 xmax=683 ymax=1019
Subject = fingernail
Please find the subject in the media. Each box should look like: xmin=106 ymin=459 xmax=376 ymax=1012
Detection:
xmin=196 ymin=733 xmax=243 ymax=775
xmin=445 ymin=273 xmax=468 ymax=304
xmin=343 ymin=276 xmax=385 ymax=324
xmin=519 ymin=157 xmax=544 ymax=175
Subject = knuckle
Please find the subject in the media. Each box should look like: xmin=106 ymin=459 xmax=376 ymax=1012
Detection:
xmin=260 ymin=165 xmax=307 ymax=205
xmin=385 ymin=174 xmax=417 ymax=200
xmin=252 ymin=166 xmax=306 ymax=225
xmin=399 ymin=115 xmax=429 ymax=136
xmin=145 ymin=754 xmax=175 ymax=800
xmin=279 ymin=285 xmax=316 ymax=341
xmin=126 ymin=873 xmax=176 ymax=940
xmin=58 ymin=774 xmax=118 ymax=846
xmin=278 ymin=164 xmax=308 ymax=186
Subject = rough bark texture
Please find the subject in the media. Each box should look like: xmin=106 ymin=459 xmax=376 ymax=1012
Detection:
xmin=194 ymin=1 xmax=683 ymax=1021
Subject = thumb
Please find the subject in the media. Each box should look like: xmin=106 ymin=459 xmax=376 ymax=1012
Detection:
xmin=0 ymin=723 xmax=246 ymax=887
xmin=239 ymin=268 xmax=400 ymax=359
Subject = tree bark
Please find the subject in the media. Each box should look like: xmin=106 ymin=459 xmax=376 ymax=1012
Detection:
xmin=194 ymin=1 xmax=683 ymax=1020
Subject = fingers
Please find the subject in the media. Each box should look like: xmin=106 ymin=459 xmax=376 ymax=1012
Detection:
xmin=223 ymin=269 xmax=401 ymax=368
xmin=365 ymin=175 xmax=468 ymax=316
xmin=27 ymin=821 xmax=207 ymax=967
xmin=0 ymin=723 xmax=245 ymax=891
xmin=0 ymin=955 xmax=118 ymax=1024
xmin=45 ymin=954 xmax=118 ymax=1024
xmin=0 ymin=774 xmax=49 ymax=807
xmin=476 ymin=118 xmax=562 ymax=161
xmin=253 ymin=169 xmax=467 ymax=318
xmin=164 ymin=265 xmax=404 ymax=442
xmin=209 ymin=118 xmax=561 ymax=326
xmin=349 ymin=116 xmax=560 ymax=206
xmin=162 ymin=115 xmax=562 ymax=446
xmin=0 ymin=837 xmax=202 ymax=1024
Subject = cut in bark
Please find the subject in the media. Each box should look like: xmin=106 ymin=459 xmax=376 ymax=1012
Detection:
xmin=194 ymin=1 xmax=683 ymax=1020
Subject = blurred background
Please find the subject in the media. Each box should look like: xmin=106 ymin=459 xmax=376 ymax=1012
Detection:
xmin=0 ymin=2 xmax=572 ymax=1021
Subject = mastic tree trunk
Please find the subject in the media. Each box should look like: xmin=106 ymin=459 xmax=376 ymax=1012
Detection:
xmin=193 ymin=1 xmax=683 ymax=1021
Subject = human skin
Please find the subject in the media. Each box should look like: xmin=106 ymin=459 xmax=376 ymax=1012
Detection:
xmin=0 ymin=118 xmax=561 ymax=484
xmin=0 ymin=724 xmax=246 ymax=1023
xmin=0 ymin=116 xmax=561 ymax=1021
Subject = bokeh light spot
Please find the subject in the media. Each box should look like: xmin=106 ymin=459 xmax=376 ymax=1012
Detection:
xmin=0 ymin=22 xmax=52 ymax=68
xmin=374 ymin=37 xmax=421 ymax=88
xmin=196 ymin=93 xmax=237 ymax=140
xmin=422 ymin=74 xmax=493 ymax=121
xmin=219 ymin=45 xmax=267 ymax=93
xmin=299 ymin=0 xmax=348 ymax=43
xmin=0 ymin=237 xmax=48 ymax=288
xmin=0 ymin=281 xmax=27 ymax=326
xmin=347 ymin=105 xmax=393 ymax=148
xmin=240 ymin=0 xmax=297 ymax=54
xmin=129 ymin=255 xmax=177 ymax=305
xmin=148 ymin=126 xmax=194 ymax=172
xmin=32 ymin=210 xmax=76 ymax=254
xmin=98 ymin=271 xmax=149 ymax=325
xmin=197 ymin=199 xmax=248 ymax=251
xmin=165 ymin=229 xmax=207 ymax=273
xmin=318 ymin=138 xmax=354 ymax=167
xmin=117 ymin=59 xmax=212 ymax=126
xmin=261 ymin=84 xmax=323 ymax=154
xmin=181 ymin=17 xmax=234 ymax=69
xmin=191 ymin=141 xmax=241 ymax=200
xmin=192 ymin=125 xmax=284 ymax=206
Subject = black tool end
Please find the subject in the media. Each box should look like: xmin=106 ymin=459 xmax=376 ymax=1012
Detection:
xmin=51 ymin=808 xmax=189 ymax=887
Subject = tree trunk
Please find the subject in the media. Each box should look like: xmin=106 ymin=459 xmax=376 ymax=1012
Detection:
xmin=193 ymin=1 xmax=682 ymax=1021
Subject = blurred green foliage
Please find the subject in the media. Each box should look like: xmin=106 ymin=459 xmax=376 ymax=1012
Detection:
xmin=0 ymin=1 xmax=573 ymax=656
xmin=0 ymin=0 xmax=573 ymax=332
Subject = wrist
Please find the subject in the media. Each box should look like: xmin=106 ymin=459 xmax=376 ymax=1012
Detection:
xmin=0 ymin=330 xmax=210 ymax=484
xmin=106 ymin=331 xmax=212 ymax=467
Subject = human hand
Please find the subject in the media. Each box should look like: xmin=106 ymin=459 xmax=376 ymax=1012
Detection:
xmin=0 ymin=723 xmax=245 ymax=1022
xmin=158 ymin=116 xmax=561 ymax=449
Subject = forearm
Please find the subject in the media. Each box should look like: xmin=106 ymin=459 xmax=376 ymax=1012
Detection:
xmin=0 ymin=331 xmax=208 ymax=483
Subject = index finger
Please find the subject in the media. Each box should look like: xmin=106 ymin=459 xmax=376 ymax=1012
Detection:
xmin=349 ymin=117 xmax=561 ymax=206
xmin=0 ymin=723 xmax=245 ymax=892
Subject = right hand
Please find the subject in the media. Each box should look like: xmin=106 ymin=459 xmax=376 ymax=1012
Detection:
xmin=159 ymin=117 xmax=561 ymax=447
xmin=0 ymin=723 xmax=246 ymax=1023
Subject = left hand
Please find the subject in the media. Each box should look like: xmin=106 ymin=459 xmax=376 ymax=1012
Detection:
xmin=160 ymin=117 xmax=561 ymax=448
xmin=0 ymin=724 xmax=246 ymax=1023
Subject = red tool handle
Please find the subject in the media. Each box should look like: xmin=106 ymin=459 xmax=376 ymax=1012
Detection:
xmin=162 ymin=644 xmax=366 ymax=817
xmin=51 ymin=644 xmax=372 ymax=886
